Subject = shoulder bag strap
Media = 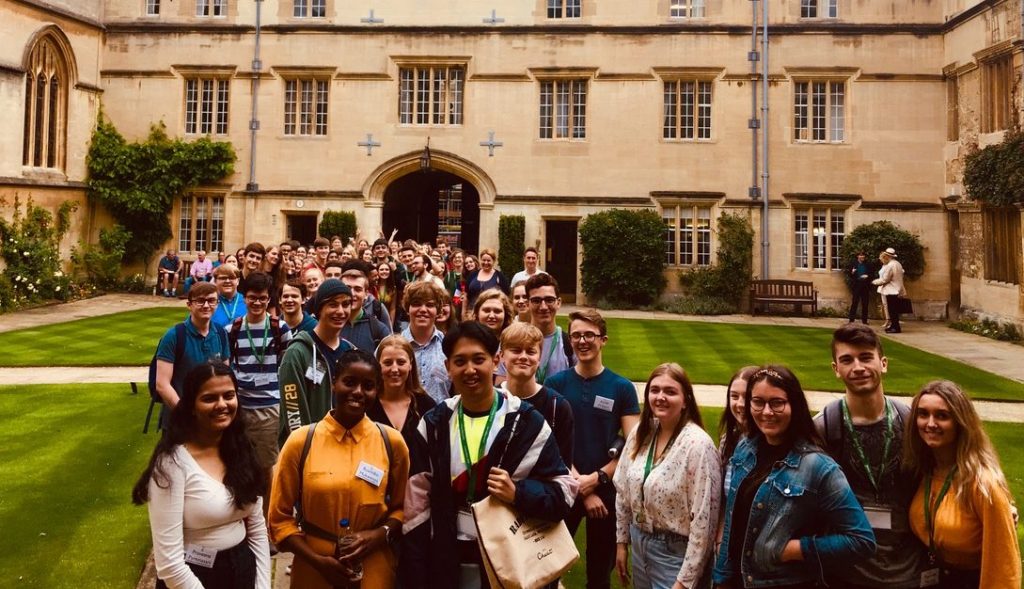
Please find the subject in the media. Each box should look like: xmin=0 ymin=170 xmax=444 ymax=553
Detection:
xmin=375 ymin=422 xmax=395 ymax=505
xmin=295 ymin=422 xmax=337 ymax=541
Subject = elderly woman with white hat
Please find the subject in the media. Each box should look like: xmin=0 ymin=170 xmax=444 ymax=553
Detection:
xmin=872 ymin=247 xmax=906 ymax=333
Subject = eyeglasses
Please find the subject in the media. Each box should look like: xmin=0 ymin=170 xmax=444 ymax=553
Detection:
xmin=190 ymin=297 xmax=219 ymax=307
xmin=245 ymin=295 xmax=270 ymax=304
xmin=569 ymin=332 xmax=600 ymax=343
xmin=215 ymin=276 xmax=237 ymax=282
xmin=529 ymin=296 xmax=558 ymax=306
xmin=750 ymin=398 xmax=789 ymax=413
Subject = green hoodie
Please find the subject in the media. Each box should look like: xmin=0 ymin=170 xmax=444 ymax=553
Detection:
xmin=278 ymin=330 xmax=353 ymax=445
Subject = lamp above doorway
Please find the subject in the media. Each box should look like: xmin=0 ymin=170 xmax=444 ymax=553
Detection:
xmin=420 ymin=137 xmax=432 ymax=173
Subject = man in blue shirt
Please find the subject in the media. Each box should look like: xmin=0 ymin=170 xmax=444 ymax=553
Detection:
xmin=847 ymin=251 xmax=872 ymax=325
xmin=154 ymin=282 xmax=230 ymax=411
xmin=545 ymin=308 xmax=640 ymax=589
xmin=157 ymin=249 xmax=183 ymax=297
xmin=210 ymin=263 xmax=247 ymax=328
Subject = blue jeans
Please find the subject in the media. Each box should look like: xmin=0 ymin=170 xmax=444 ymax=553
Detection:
xmin=630 ymin=526 xmax=710 ymax=589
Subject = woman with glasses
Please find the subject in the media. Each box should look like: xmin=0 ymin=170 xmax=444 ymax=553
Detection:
xmin=614 ymin=363 xmax=720 ymax=589
xmin=903 ymin=380 xmax=1020 ymax=588
xmin=713 ymin=365 xmax=875 ymax=589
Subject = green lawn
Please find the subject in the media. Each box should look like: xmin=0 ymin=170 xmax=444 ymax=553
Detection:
xmin=3 ymin=387 xmax=1017 ymax=589
xmin=0 ymin=309 xmax=1020 ymax=400
xmin=0 ymin=385 xmax=152 ymax=588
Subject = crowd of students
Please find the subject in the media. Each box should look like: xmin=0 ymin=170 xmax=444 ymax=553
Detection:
xmin=136 ymin=235 xmax=1021 ymax=589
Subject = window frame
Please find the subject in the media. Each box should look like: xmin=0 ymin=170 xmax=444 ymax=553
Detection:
xmin=792 ymin=206 xmax=845 ymax=271
xmin=293 ymin=0 xmax=326 ymax=18
xmin=178 ymin=193 xmax=226 ymax=254
xmin=397 ymin=65 xmax=465 ymax=127
xmin=662 ymin=78 xmax=713 ymax=141
xmin=793 ymin=78 xmax=847 ymax=144
xmin=22 ymin=33 xmax=69 ymax=171
xmin=547 ymin=0 xmax=581 ymax=19
xmin=183 ymin=76 xmax=230 ymax=136
xmin=669 ymin=0 xmax=706 ymax=19
xmin=662 ymin=203 xmax=714 ymax=268
xmin=145 ymin=0 xmax=160 ymax=16
xmin=196 ymin=0 xmax=227 ymax=17
xmin=538 ymin=78 xmax=588 ymax=140
xmin=980 ymin=52 xmax=1013 ymax=134
xmin=800 ymin=0 xmax=838 ymax=18
xmin=283 ymin=77 xmax=330 ymax=136
xmin=983 ymin=206 xmax=1022 ymax=285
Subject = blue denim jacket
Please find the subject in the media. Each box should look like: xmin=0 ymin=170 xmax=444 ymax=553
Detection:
xmin=713 ymin=436 xmax=876 ymax=587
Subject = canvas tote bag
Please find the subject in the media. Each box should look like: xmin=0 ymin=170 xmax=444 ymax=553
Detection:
xmin=471 ymin=412 xmax=580 ymax=589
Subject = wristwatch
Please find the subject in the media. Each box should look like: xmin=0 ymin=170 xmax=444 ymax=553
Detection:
xmin=597 ymin=470 xmax=610 ymax=487
xmin=381 ymin=523 xmax=397 ymax=544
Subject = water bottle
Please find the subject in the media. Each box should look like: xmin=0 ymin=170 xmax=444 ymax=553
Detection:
xmin=336 ymin=518 xmax=363 ymax=585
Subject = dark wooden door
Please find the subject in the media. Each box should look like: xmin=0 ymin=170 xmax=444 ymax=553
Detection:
xmin=545 ymin=220 xmax=578 ymax=303
xmin=287 ymin=214 xmax=318 ymax=245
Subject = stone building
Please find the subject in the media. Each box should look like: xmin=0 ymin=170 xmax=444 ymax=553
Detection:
xmin=1 ymin=0 xmax=1021 ymax=325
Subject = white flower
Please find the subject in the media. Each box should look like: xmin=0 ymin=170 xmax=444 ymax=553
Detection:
xmin=22 ymin=251 xmax=29 ymax=257
xmin=54 ymin=271 xmax=63 ymax=277
xmin=35 ymin=279 xmax=40 ymax=285
xmin=55 ymin=286 xmax=60 ymax=292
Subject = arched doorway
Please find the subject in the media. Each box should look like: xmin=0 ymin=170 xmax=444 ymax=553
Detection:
xmin=382 ymin=171 xmax=480 ymax=252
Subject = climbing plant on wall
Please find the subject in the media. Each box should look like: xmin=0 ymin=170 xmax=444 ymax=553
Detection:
xmin=963 ymin=131 xmax=1024 ymax=206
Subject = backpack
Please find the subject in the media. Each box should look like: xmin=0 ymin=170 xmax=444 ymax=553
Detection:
xmin=820 ymin=397 xmax=911 ymax=456
xmin=227 ymin=315 xmax=285 ymax=366
xmin=147 ymin=323 xmax=186 ymax=403
xmin=560 ymin=326 xmax=576 ymax=366
xmin=294 ymin=420 xmax=396 ymax=541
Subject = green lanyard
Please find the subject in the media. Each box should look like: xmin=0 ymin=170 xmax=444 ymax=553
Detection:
xmin=840 ymin=398 xmax=893 ymax=500
xmin=535 ymin=327 xmax=561 ymax=384
xmin=924 ymin=467 xmax=957 ymax=562
xmin=219 ymin=294 xmax=239 ymax=321
xmin=637 ymin=425 xmax=678 ymax=523
xmin=243 ymin=316 xmax=269 ymax=365
xmin=457 ymin=394 xmax=500 ymax=504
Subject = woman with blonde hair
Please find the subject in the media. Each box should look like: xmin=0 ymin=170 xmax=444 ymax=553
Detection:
xmin=463 ymin=248 xmax=509 ymax=318
xmin=904 ymin=380 xmax=1020 ymax=588
xmin=614 ymin=363 xmax=720 ymax=589
xmin=369 ymin=334 xmax=437 ymax=444
xmin=472 ymin=287 xmax=513 ymax=338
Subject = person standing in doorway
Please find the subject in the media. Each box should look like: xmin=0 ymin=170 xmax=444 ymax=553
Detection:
xmin=510 ymin=247 xmax=547 ymax=287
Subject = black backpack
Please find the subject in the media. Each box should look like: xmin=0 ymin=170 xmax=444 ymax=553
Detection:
xmin=147 ymin=323 xmax=186 ymax=403
xmin=819 ymin=397 xmax=911 ymax=455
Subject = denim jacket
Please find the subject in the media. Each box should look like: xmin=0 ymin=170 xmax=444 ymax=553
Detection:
xmin=713 ymin=436 xmax=876 ymax=587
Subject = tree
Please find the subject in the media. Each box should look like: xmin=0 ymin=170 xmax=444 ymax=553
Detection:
xmin=838 ymin=221 xmax=926 ymax=287
xmin=318 ymin=211 xmax=357 ymax=243
xmin=498 ymin=215 xmax=526 ymax=275
xmin=579 ymin=209 xmax=666 ymax=306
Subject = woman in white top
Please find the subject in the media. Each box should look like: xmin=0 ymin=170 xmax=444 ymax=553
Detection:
xmin=132 ymin=362 xmax=270 ymax=589
xmin=614 ymin=363 xmax=721 ymax=589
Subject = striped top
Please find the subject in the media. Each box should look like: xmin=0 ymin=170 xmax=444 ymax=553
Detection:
xmin=226 ymin=316 xmax=292 ymax=409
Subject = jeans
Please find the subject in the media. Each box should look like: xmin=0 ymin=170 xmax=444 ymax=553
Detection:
xmin=630 ymin=526 xmax=711 ymax=589
xmin=566 ymin=487 xmax=616 ymax=589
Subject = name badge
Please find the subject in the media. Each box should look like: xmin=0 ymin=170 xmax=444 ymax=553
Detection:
xmin=456 ymin=508 xmax=478 ymax=541
xmin=863 ymin=505 xmax=892 ymax=530
xmin=304 ymin=361 xmax=326 ymax=385
xmin=355 ymin=461 xmax=385 ymax=487
xmin=183 ymin=544 xmax=217 ymax=568
xmin=920 ymin=568 xmax=940 ymax=587
xmin=252 ymin=372 xmax=273 ymax=387
xmin=593 ymin=396 xmax=615 ymax=412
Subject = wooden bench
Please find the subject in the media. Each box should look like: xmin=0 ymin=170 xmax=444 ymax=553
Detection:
xmin=749 ymin=279 xmax=818 ymax=316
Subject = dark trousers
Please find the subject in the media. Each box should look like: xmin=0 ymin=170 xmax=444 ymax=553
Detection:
xmin=565 ymin=488 xmax=616 ymax=589
xmin=155 ymin=539 xmax=256 ymax=589
xmin=848 ymin=282 xmax=871 ymax=323
xmin=885 ymin=295 xmax=902 ymax=331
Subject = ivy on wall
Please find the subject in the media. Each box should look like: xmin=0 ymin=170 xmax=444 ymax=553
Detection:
xmin=678 ymin=212 xmax=755 ymax=313
xmin=86 ymin=117 xmax=235 ymax=265
xmin=963 ymin=131 xmax=1024 ymax=206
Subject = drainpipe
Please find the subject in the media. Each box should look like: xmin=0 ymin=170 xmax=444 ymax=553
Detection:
xmin=749 ymin=0 xmax=760 ymax=211
xmin=245 ymin=0 xmax=263 ymax=193
xmin=760 ymin=0 xmax=770 ymax=279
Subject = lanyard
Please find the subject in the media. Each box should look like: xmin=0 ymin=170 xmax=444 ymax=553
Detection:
xmin=535 ymin=327 xmax=561 ymax=384
xmin=244 ymin=316 xmax=269 ymax=365
xmin=639 ymin=425 xmax=679 ymax=517
xmin=219 ymin=294 xmax=239 ymax=321
xmin=457 ymin=394 xmax=500 ymax=504
xmin=840 ymin=398 xmax=893 ymax=500
xmin=924 ymin=467 xmax=957 ymax=560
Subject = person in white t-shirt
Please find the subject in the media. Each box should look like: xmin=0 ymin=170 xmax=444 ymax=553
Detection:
xmin=510 ymin=247 xmax=547 ymax=286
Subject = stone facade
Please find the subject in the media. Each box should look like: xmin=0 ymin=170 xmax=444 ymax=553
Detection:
xmin=0 ymin=0 xmax=1020 ymax=321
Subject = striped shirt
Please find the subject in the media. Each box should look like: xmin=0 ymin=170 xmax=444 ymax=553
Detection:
xmin=226 ymin=317 xmax=292 ymax=409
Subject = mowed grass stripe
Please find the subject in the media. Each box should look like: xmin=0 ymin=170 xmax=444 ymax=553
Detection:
xmin=0 ymin=385 xmax=152 ymax=588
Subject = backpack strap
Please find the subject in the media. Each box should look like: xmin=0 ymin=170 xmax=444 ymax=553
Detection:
xmin=174 ymin=322 xmax=187 ymax=362
xmin=294 ymin=422 xmax=336 ymax=542
xmin=375 ymin=422 xmax=396 ymax=505
xmin=892 ymin=397 xmax=911 ymax=429
xmin=822 ymin=399 xmax=844 ymax=454
xmin=228 ymin=316 xmax=244 ymax=363
xmin=560 ymin=326 xmax=576 ymax=366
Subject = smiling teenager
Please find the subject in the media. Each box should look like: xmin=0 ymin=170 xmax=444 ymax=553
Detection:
xmin=133 ymin=362 xmax=270 ymax=589
xmin=614 ymin=363 xmax=720 ymax=589
xmin=270 ymin=349 xmax=409 ymax=589
xmin=402 ymin=321 xmax=577 ymax=589
xmin=713 ymin=365 xmax=876 ymax=589
xmin=903 ymin=381 xmax=1021 ymax=588
xmin=400 ymin=281 xmax=451 ymax=404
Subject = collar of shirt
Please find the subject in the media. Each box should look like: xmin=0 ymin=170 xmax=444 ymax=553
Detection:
xmin=322 ymin=412 xmax=374 ymax=443
xmin=402 ymin=326 xmax=443 ymax=348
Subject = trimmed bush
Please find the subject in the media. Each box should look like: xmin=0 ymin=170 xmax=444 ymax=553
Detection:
xmin=498 ymin=215 xmax=526 ymax=274
xmin=318 ymin=210 xmax=357 ymax=243
xmin=579 ymin=209 xmax=666 ymax=306
xmin=837 ymin=221 xmax=925 ymax=287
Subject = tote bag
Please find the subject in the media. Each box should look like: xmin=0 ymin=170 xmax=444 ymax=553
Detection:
xmin=470 ymin=412 xmax=579 ymax=589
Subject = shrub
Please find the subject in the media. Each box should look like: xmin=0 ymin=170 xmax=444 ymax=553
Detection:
xmin=950 ymin=318 xmax=1022 ymax=342
xmin=963 ymin=131 xmax=1024 ymax=206
xmin=71 ymin=224 xmax=131 ymax=290
xmin=0 ymin=196 xmax=75 ymax=311
xmin=318 ymin=211 xmax=357 ymax=243
xmin=837 ymin=221 xmax=925 ymax=287
xmin=579 ymin=209 xmax=666 ymax=306
xmin=656 ymin=296 xmax=737 ymax=315
xmin=498 ymin=215 xmax=526 ymax=275
xmin=677 ymin=212 xmax=755 ymax=312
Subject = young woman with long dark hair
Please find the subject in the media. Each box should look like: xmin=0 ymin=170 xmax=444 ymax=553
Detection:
xmin=132 ymin=361 xmax=269 ymax=589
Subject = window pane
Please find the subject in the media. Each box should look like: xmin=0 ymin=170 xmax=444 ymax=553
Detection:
xmin=23 ymin=75 xmax=32 ymax=165
xmin=315 ymin=80 xmax=328 ymax=135
xmin=566 ymin=0 xmax=581 ymax=18
xmin=300 ymin=79 xmax=313 ymax=135
xmin=556 ymin=81 xmax=570 ymax=138
xmin=197 ymin=0 xmax=208 ymax=17
xmin=216 ymin=79 xmax=229 ymax=134
xmin=47 ymin=76 xmax=58 ymax=168
xmin=399 ymin=69 xmax=413 ymax=124
xmin=200 ymin=79 xmax=213 ymax=134
xmin=147 ymin=0 xmax=160 ymax=16
xmin=195 ymin=196 xmax=208 ymax=252
xmin=812 ymin=210 xmax=827 ymax=269
xmin=663 ymin=209 xmax=677 ymax=265
xmin=34 ymin=75 xmax=45 ymax=165
xmin=801 ymin=0 xmax=817 ymax=18
xmin=185 ymin=79 xmax=198 ymax=134
xmin=794 ymin=211 xmax=808 ymax=268
xmin=812 ymin=81 xmax=826 ymax=141
xmin=539 ymin=81 xmax=553 ymax=138
xmin=697 ymin=207 xmax=712 ymax=266
xmin=828 ymin=0 xmax=838 ymax=18
xmin=830 ymin=82 xmax=845 ymax=142
xmin=794 ymin=82 xmax=808 ymax=141
xmin=179 ymin=196 xmax=193 ymax=252
xmin=449 ymin=68 xmax=463 ymax=125
xmin=312 ymin=0 xmax=325 ymax=17
xmin=572 ymin=80 xmax=587 ymax=139
xmin=547 ymin=0 xmax=561 ymax=18
xmin=692 ymin=0 xmax=705 ymax=17
xmin=432 ymin=68 xmax=446 ymax=125
xmin=284 ymin=80 xmax=296 ymax=134
xmin=213 ymin=0 xmax=225 ymax=17
xmin=681 ymin=81 xmax=695 ymax=139
xmin=416 ymin=69 xmax=430 ymax=125
xmin=663 ymin=81 xmax=677 ymax=139
xmin=294 ymin=0 xmax=306 ymax=17
xmin=697 ymin=81 xmax=712 ymax=139
xmin=830 ymin=211 xmax=845 ymax=270
xmin=211 ymin=197 xmax=224 ymax=253
xmin=680 ymin=207 xmax=694 ymax=266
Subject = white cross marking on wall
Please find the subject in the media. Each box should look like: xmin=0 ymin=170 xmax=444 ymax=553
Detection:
xmin=358 ymin=134 xmax=381 ymax=156
xmin=479 ymin=131 xmax=503 ymax=156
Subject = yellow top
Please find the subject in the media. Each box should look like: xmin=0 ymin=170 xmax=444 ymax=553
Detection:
xmin=908 ymin=466 xmax=1021 ymax=588
xmin=270 ymin=413 xmax=409 ymax=589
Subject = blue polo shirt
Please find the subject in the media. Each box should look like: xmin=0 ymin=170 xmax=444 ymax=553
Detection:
xmin=545 ymin=366 xmax=639 ymax=474
xmin=155 ymin=319 xmax=230 ymax=398
xmin=210 ymin=293 xmax=247 ymax=329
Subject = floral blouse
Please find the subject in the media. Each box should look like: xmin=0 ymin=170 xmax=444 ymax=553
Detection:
xmin=614 ymin=421 xmax=722 ymax=588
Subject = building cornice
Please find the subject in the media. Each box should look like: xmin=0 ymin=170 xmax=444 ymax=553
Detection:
xmin=0 ymin=61 xmax=25 ymax=77
xmin=0 ymin=176 xmax=87 ymax=189
xmin=249 ymin=190 xmax=364 ymax=199
xmin=11 ymin=0 xmax=105 ymax=30
xmin=857 ymin=201 xmax=946 ymax=211
xmin=496 ymin=195 xmax=654 ymax=206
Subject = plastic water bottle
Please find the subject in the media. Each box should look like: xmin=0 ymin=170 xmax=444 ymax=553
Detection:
xmin=336 ymin=518 xmax=363 ymax=585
